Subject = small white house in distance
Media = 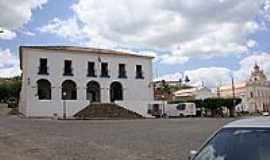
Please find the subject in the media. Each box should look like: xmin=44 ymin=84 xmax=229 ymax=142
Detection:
xmin=173 ymin=86 xmax=215 ymax=101
xmin=19 ymin=46 xmax=154 ymax=118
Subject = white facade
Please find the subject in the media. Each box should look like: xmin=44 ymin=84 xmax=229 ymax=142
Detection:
xmin=219 ymin=64 xmax=270 ymax=113
xmin=19 ymin=46 xmax=154 ymax=117
xmin=173 ymin=87 xmax=215 ymax=100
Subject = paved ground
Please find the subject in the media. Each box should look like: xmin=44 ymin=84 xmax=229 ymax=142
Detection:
xmin=0 ymin=113 xmax=236 ymax=160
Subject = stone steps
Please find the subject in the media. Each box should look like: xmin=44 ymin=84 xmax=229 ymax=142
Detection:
xmin=74 ymin=103 xmax=144 ymax=119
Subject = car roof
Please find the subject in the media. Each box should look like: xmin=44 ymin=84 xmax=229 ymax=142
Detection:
xmin=224 ymin=117 xmax=270 ymax=128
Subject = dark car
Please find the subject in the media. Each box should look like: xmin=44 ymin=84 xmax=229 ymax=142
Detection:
xmin=7 ymin=97 xmax=17 ymax=108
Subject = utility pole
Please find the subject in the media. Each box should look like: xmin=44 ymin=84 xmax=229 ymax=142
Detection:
xmin=232 ymin=76 xmax=235 ymax=98
xmin=231 ymin=75 xmax=236 ymax=117
xmin=217 ymin=86 xmax=221 ymax=98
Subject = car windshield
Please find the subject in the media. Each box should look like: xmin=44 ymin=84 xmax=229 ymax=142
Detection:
xmin=193 ymin=128 xmax=270 ymax=160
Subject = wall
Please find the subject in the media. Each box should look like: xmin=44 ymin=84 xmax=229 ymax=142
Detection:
xmin=0 ymin=103 xmax=10 ymax=116
xmin=116 ymin=101 xmax=154 ymax=118
xmin=19 ymin=48 xmax=154 ymax=117
xmin=246 ymin=84 xmax=270 ymax=112
xmin=195 ymin=88 xmax=215 ymax=100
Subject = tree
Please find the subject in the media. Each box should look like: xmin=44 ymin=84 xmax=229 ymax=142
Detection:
xmin=184 ymin=75 xmax=190 ymax=83
xmin=202 ymin=98 xmax=241 ymax=117
xmin=0 ymin=76 xmax=21 ymax=102
xmin=160 ymin=80 xmax=171 ymax=94
xmin=0 ymin=84 xmax=8 ymax=101
xmin=167 ymin=97 xmax=241 ymax=117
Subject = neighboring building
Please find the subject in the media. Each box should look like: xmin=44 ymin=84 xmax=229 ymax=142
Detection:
xmin=173 ymin=86 xmax=215 ymax=101
xmin=154 ymin=80 xmax=181 ymax=88
xmin=219 ymin=64 xmax=270 ymax=112
xmin=19 ymin=46 xmax=154 ymax=117
xmin=154 ymin=88 xmax=173 ymax=100
xmin=153 ymin=80 xmax=192 ymax=100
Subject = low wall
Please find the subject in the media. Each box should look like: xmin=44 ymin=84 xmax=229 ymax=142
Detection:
xmin=0 ymin=103 xmax=8 ymax=107
xmin=22 ymin=100 xmax=155 ymax=118
xmin=27 ymin=100 xmax=89 ymax=118
xmin=0 ymin=103 xmax=11 ymax=116
xmin=116 ymin=101 xmax=154 ymax=118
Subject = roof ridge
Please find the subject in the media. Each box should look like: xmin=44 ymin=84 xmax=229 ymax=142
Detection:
xmin=19 ymin=45 xmax=154 ymax=59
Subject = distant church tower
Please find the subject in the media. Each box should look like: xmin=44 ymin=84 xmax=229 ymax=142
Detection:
xmin=249 ymin=63 xmax=267 ymax=82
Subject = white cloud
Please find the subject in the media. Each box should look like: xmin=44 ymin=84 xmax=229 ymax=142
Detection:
xmin=115 ymin=48 xmax=159 ymax=62
xmin=234 ymin=53 xmax=270 ymax=81
xmin=0 ymin=0 xmax=48 ymax=29
xmin=184 ymin=67 xmax=232 ymax=88
xmin=0 ymin=66 xmax=21 ymax=78
xmin=261 ymin=0 xmax=270 ymax=22
xmin=244 ymin=21 xmax=260 ymax=33
xmin=22 ymin=30 xmax=35 ymax=37
xmin=156 ymin=53 xmax=270 ymax=88
xmin=155 ymin=72 xmax=183 ymax=82
xmin=156 ymin=67 xmax=231 ymax=88
xmin=0 ymin=49 xmax=20 ymax=78
xmin=40 ymin=0 xmax=267 ymax=64
xmin=39 ymin=17 xmax=85 ymax=41
xmin=136 ymin=50 xmax=159 ymax=62
xmin=0 ymin=28 xmax=16 ymax=40
xmin=0 ymin=0 xmax=47 ymax=40
xmin=160 ymin=54 xmax=189 ymax=65
xmin=246 ymin=39 xmax=257 ymax=48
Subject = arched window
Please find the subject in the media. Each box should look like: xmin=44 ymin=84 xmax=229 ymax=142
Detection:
xmin=110 ymin=81 xmax=123 ymax=102
xmin=62 ymin=80 xmax=77 ymax=100
xmin=86 ymin=81 xmax=101 ymax=102
xmin=37 ymin=79 xmax=51 ymax=100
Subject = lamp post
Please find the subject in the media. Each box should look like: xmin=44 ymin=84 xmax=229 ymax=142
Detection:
xmin=161 ymin=95 xmax=166 ymax=118
xmin=63 ymin=92 xmax=67 ymax=120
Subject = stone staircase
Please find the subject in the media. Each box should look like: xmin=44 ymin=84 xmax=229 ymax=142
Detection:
xmin=74 ymin=103 xmax=144 ymax=119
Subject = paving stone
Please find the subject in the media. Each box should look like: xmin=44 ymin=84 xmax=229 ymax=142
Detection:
xmin=0 ymin=116 xmax=235 ymax=160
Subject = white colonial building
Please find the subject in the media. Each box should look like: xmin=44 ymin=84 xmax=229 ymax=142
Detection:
xmin=173 ymin=86 xmax=215 ymax=101
xmin=219 ymin=64 xmax=270 ymax=112
xmin=19 ymin=46 xmax=154 ymax=118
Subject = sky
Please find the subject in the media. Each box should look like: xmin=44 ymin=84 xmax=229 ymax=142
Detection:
xmin=1 ymin=0 xmax=270 ymax=88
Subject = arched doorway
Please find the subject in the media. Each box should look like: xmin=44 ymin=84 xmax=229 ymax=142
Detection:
xmin=37 ymin=79 xmax=51 ymax=100
xmin=62 ymin=80 xmax=77 ymax=100
xmin=86 ymin=81 xmax=101 ymax=102
xmin=110 ymin=81 xmax=123 ymax=102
